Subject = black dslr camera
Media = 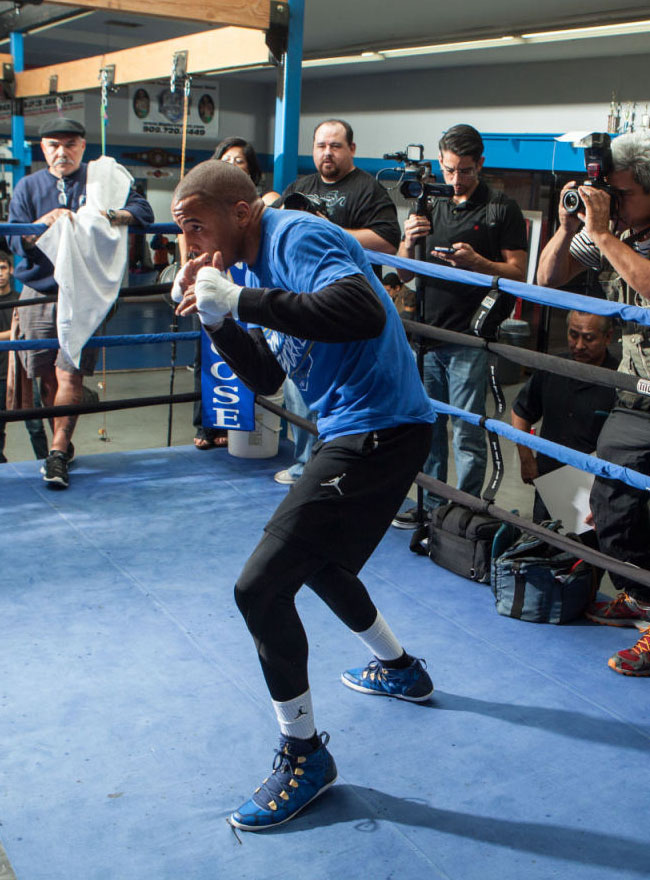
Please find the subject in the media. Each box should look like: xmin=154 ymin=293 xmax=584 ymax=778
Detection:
xmin=383 ymin=144 xmax=454 ymax=213
xmin=562 ymin=132 xmax=619 ymax=216
xmin=283 ymin=191 xmax=331 ymax=218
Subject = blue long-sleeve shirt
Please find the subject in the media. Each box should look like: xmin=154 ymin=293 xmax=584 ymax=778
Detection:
xmin=8 ymin=163 xmax=154 ymax=293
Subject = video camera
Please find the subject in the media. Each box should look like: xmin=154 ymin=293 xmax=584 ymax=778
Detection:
xmin=383 ymin=144 xmax=454 ymax=213
xmin=562 ymin=132 xmax=619 ymax=217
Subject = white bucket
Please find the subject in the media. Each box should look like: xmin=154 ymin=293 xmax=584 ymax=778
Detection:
xmin=227 ymin=391 xmax=284 ymax=459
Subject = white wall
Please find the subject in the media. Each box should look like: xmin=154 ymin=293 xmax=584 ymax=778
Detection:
xmin=294 ymin=54 xmax=650 ymax=159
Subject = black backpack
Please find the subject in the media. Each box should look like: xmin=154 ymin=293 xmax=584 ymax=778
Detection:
xmin=410 ymin=502 xmax=514 ymax=584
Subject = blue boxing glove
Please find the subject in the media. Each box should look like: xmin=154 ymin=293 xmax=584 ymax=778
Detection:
xmin=195 ymin=267 xmax=243 ymax=330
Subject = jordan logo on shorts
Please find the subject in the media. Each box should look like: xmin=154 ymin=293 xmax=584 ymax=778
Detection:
xmin=320 ymin=473 xmax=346 ymax=496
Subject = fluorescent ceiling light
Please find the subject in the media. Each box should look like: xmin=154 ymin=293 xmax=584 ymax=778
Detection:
xmin=522 ymin=19 xmax=650 ymax=41
xmin=303 ymin=52 xmax=387 ymax=68
xmin=383 ymin=36 xmax=519 ymax=57
xmin=303 ymin=17 xmax=650 ymax=68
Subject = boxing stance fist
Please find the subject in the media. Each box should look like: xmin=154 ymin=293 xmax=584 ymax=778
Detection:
xmin=171 ymin=260 xmax=195 ymax=304
xmin=194 ymin=267 xmax=242 ymax=329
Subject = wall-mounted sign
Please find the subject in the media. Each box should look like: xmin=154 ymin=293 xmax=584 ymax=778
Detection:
xmin=128 ymin=83 xmax=218 ymax=139
xmin=0 ymin=93 xmax=85 ymax=134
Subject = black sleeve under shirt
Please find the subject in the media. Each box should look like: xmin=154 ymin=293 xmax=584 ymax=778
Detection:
xmin=237 ymin=273 xmax=386 ymax=342
xmin=208 ymin=273 xmax=387 ymax=395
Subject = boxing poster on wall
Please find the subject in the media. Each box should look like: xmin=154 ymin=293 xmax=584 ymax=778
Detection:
xmin=128 ymin=83 xmax=219 ymax=139
xmin=0 ymin=93 xmax=85 ymax=135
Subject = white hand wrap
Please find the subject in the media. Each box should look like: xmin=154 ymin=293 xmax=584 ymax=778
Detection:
xmin=195 ymin=267 xmax=242 ymax=330
xmin=170 ymin=261 xmax=193 ymax=304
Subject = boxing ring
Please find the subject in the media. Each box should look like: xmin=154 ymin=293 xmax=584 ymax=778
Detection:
xmin=1 ymin=230 xmax=649 ymax=880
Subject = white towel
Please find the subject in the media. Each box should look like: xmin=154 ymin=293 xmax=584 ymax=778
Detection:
xmin=36 ymin=155 xmax=134 ymax=368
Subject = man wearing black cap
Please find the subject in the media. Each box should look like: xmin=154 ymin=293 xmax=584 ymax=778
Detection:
xmin=8 ymin=117 xmax=153 ymax=488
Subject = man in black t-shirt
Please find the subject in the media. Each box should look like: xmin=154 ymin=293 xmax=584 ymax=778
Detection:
xmin=393 ymin=124 xmax=528 ymax=528
xmin=511 ymin=310 xmax=617 ymax=522
xmin=277 ymin=118 xmax=401 ymax=485
xmin=282 ymin=118 xmax=400 ymax=255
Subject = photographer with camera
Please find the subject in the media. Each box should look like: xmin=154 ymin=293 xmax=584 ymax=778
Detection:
xmin=392 ymin=124 xmax=528 ymax=528
xmin=275 ymin=118 xmax=401 ymax=486
xmin=537 ymin=133 xmax=621 ymax=289
xmin=537 ymin=130 xmax=650 ymax=676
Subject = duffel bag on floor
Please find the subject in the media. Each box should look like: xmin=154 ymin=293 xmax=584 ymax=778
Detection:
xmin=415 ymin=502 xmax=506 ymax=583
xmin=491 ymin=523 xmax=597 ymax=624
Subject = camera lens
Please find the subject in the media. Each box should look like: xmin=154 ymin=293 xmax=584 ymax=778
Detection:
xmin=562 ymin=189 xmax=582 ymax=214
xmin=400 ymin=180 xmax=424 ymax=200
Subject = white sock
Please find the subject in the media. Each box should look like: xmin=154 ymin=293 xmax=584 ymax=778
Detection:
xmin=355 ymin=610 xmax=403 ymax=662
xmin=272 ymin=689 xmax=316 ymax=741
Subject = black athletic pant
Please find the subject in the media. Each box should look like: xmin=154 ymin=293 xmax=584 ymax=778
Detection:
xmin=590 ymin=407 xmax=650 ymax=603
xmin=233 ymin=422 xmax=433 ymax=702
xmin=235 ymin=533 xmax=378 ymax=701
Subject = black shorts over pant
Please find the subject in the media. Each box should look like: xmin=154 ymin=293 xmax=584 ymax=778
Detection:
xmin=234 ymin=421 xmax=433 ymax=701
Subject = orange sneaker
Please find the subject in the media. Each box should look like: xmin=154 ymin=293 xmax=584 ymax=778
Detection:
xmin=608 ymin=627 xmax=650 ymax=676
xmin=585 ymin=593 xmax=649 ymax=628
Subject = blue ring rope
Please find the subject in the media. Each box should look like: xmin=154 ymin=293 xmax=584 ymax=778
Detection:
xmin=431 ymin=399 xmax=650 ymax=492
xmin=365 ymin=250 xmax=650 ymax=327
xmin=0 ymin=331 xmax=199 ymax=351
xmin=2 ymin=222 xmax=180 ymax=236
xmin=1 ymin=219 xmax=648 ymax=326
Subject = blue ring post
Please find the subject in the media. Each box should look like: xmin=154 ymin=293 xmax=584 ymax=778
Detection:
xmin=9 ymin=31 xmax=29 ymax=189
xmin=273 ymin=0 xmax=304 ymax=194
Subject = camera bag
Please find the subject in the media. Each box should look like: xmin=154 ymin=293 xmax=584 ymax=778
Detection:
xmin=491 ymin=523 xmax=597 ymax=624
xmin=410 ymin=502 xmax=506 ymax=583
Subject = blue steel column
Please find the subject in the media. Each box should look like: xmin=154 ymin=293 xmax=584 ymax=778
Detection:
xmin=272 ymin=0 xmax=304 ymax=193
xmin=10 ymin=31 xmax=29 ymax=188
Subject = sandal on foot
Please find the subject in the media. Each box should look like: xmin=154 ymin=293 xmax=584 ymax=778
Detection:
xmin=194 ymin=427 xmax=227 ymax=450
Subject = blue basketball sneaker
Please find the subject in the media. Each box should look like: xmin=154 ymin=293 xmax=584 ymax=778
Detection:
xmin=229 ymin=732 xmax=337 ymax=831
xmin=341 ymin=657 xmax=434 ymax=701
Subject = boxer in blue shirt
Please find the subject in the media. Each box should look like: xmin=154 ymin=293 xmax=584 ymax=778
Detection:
xmin=172 ymin=159 xmax=435 ymax=831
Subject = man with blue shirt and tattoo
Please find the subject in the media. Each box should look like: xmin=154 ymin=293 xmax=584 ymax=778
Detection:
xmin=172 ymin=159 xmax=436 ymax=831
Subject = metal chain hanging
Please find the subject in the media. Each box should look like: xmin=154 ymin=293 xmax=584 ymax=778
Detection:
xmin=169 ymin=52 xmax=180 ymax=95
xmin=100 ymin=67 xmax=109 ymax=156
xmin=167 ymin=50 xmax=190 ymax=445
xmin=98 ymin=65 xmax=117 ymax=442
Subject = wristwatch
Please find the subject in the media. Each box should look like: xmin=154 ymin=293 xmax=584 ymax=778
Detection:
xmin=106 ymin=208 xmax=117 ymax=224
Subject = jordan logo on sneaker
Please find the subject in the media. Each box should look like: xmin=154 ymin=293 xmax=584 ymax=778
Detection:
xmin=320 ymin=473 xmax=346 ymax=496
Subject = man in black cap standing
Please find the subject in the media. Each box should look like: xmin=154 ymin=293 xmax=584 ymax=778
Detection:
xmin=8 ymin=117 xmax=153 ymax=488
